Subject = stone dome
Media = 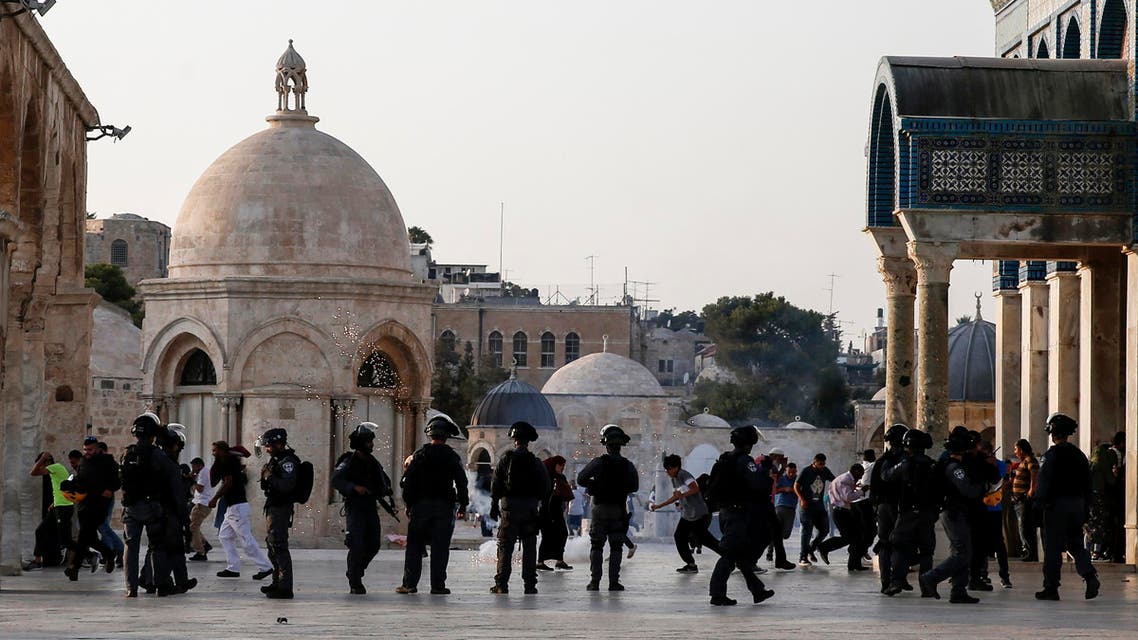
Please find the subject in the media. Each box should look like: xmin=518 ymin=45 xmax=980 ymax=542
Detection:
xmin=695 ymin=364 xmax=738 ymax=385
xmin=470 ymin=374 xmax=558 ymax=429
xmin=542 ymin=352 xmax=665 ymax=397
xmin=168 ymin=43 xmax=411 ymax=280
xmin=685 ymin=409 xmax=731 ymax=429
xmin=947 ymin=316 xmax=995 ymax=403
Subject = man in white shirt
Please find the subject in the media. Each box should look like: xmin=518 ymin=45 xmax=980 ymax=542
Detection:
xmin=816 ymin=464 xmax=868 ymax=571
xmin=188 ymin=457 xmax=214 ymax=561
xmin=567 ymin=483 xmax=587 ymax=536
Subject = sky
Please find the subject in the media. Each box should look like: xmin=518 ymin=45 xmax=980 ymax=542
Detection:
xmin=41 ymin=1 xmax=997 ymax=345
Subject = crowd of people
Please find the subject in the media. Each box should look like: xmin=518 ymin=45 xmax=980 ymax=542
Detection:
xmin=19 ymin=408 xmax=1122 ymax=606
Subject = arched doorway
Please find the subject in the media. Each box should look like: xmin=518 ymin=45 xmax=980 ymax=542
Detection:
xmin=1061 ymin=17 xmax=1081 ymax=59
xmin=867 ymin=84 xmax=895 ymax=228
xmin=1098 ymin=0 xmax=1126 ymax=59
xmin=175 ymin=348 xmax=221 ymax=462
xmin=1036 ymin=37 xmax=1050 ymax=58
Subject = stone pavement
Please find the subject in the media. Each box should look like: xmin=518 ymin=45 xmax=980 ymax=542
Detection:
xmin=1 ymin=541 xmax=1136 ymax=639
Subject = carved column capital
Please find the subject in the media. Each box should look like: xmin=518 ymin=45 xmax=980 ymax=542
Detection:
xmin=215 ymin=393 xmax=242 ymax=409
xmin=907 ymin=241 xmax=958 ymax=284
xmin=876 ymin=256 xmax=917 ymax=297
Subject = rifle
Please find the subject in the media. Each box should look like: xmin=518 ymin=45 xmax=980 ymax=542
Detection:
xmin=378 ymin=495 xmax=401 ymax=522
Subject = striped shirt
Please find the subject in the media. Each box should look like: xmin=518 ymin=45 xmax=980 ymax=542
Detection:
xmin=1012 ymin=454 xmax=1038 ymax=496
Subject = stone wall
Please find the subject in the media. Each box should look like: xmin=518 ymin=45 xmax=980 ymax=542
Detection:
xmin=88 ymin=303 xmax=145 ymax=457
xmin=0 ymin=12 xmax=99 ymax=574
xmin=85 ymin=213 xmax=171 ymax=285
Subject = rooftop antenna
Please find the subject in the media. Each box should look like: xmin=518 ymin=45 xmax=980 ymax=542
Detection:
xmin=586 ymin=255 xmax=598 ymax=305
xmin=825 ymin=273 xmax=840 ymax=316
xmin=499 ymin=202 xmax=504 ymax=282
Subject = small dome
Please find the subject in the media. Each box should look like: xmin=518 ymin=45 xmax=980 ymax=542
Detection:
xmin=947 ymin=317 xmax=995 ymax=402
xmin=685 ymin=409 xmax=731 ymax=429
xmin=870 ymin=386 xmax=887 ymax=402
xmin=542 ymin=352 xmax=665 ymax=397
xmin=784 ymin=419 xmax=817 ymax=430
xmin=471 ymin=375 xmax=557 ymax=429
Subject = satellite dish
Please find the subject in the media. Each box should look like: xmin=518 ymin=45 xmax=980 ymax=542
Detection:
xmin=682 ymin=372 xmax=690 ymax=385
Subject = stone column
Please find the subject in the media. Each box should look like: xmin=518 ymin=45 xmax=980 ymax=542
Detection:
xmin=216 ymin=394 xmax=242 ymax=444
xmin=1046 ymin=264 xmax=1080 ymax=419
xmin=907 ymin=241 xmax=957 ymax=443
xmin=1123 ymin=248 xmax=1138 ymax=564
xmin=163 ymin=394 xmax=178 ymax=423
xmin=1019 ymin=265 xmax=1049 ymax=448
xmin=1079 ymin=254 xmax=1124 ymax=453
xmin=993 ymin=275 xmax=1022 ymax=454
xmin=876 ymin=255 xmax=917 ymax=428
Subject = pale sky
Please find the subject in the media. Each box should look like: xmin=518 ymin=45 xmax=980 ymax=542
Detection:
xmin=43 ymin=1 xmax=997 ymax=344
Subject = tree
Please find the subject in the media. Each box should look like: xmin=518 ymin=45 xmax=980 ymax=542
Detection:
xmin=85 ymin=263 xmax=144 ymax=327
xmin=408 ymin=226 xmax=433 ymax=247
xmin=955 ymin=315 xmax=972 ymax=326
xmin=430 ymin=340 xmax=509 ymax=424
xmin=698 ymin=293 xmax=850 ymax=427
xmin=689 ymin=380 xmax=753 ymax=421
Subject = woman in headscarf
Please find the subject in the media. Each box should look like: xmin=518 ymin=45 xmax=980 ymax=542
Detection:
xmin=537 ymin=455 xmax=574 ymax=571
xmin=1086 ymin=443 xmax=1119 ymax=560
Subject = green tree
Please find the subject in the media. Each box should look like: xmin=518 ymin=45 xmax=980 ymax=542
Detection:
xmin=698 ymin=293 xmax=850 ymax=427
xmin=408 ymin=226 xmax=433 ymax=246
xmin=430 ymin=340 xmax=508 ymax=424
xmin=85 ymin=263 xmax=144 ymax=327
xmin=689 ymin=380 xmax=753 ymax=421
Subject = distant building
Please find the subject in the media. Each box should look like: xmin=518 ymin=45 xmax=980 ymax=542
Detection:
xmin=85 ymin=213 xmax=171 ymax=285
xmin=638 ymin=324 xmax=709 ymax=389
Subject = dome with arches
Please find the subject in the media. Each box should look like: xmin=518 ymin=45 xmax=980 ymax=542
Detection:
xmin=169 ymin=41 xmax=411 ymax=280
xmin=471 ymin=373 xmax=558 ymax=429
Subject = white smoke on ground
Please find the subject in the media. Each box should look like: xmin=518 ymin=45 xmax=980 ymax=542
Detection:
xmin=474 ymin=534 xmax=634 ymax=566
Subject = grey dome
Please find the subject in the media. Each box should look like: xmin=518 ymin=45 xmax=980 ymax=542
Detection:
xmin=947 ymin=318 xmax=995 ymax=402
xmin=470 ymin=375 xmax=557 ymax=429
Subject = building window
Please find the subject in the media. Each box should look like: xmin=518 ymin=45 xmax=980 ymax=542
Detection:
xmin=565 ymin=332 xmax=580 ymax=363
xmin=358 ymin=350 xmax=402 ymax=389
xmin=179 ymin=349 xmax=217 ymax=386
xmin=440 ymin=329 xmax=456 ymax=353
xmin=488 ymin=331 xmax=503 ymax=368
xmin=513 ymin=331 xmax=528 ymax=367
xmin=657 ymin=359 xmax=674 ymax=373
xmin=99 ymin=379 xmax=115 ymax=390
xmin=540 ymin=332 xmax=555 ymax=368
xmin=110 ymin=239 xmax=128 ymax=267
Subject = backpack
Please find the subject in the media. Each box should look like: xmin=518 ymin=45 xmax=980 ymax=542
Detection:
xmin=120 ymin=445 xmax=156 ymax=500
xmin=506 ymin=450 xmax=541 ymax=497
xmin=696 ymin=470 xmax=719 ymax=514
xmin=586 ymin=454 xmax=632 ymax=505
xmin=292 ymin=457 xmax=315 ymax=504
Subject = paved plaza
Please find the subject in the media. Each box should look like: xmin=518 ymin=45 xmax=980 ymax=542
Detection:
xmin=1 ymin=540 xmax=1136 ymax=639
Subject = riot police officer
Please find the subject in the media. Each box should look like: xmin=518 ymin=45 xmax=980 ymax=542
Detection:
xmin=142 ymin=425 xmax=195 ymax=596
xmin=919 ymin=428 xmax=983 ymax=603
xmin=490 ymin=421 xmax=550 ymax=594
xmin=332 ymin=422 xmax=391 ymax=594
xmin=871 ymin=423 xmax=907 ymax=594
xmin=707 ymin=425 xmax=775 ymax=606
xmin=576 ymin=424 xmax=639 ymax=592
xmin=881 ymin=428 xmax=936 ymax=596
xmin=120 ymin=412 xmax=174 ymax=598
xmin=1035 ymin=412 xmax=1100 ymax=601
xmin=397 ymin=415 xmax=469 ymax=595
xmin=259 ymin=427 xmax=299 ymax=599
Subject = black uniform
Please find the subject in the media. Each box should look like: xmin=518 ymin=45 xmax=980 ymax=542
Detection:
xmin=963 ymin=451 xmax=1000 ymax=587
xmin=576 ymin=452 xmax=638 ymax=588
xmin=492 ymin=447 xmax=551 ymax=591
xmin=922 ymin=456 xmax=982 ymax=596
xmin=261 ymin=448 xmax=300 ymax=591
xmin=142 ymin=446 xmax=192 ymax=593
xmin=400 ymin=443 xmax=468 ymax=591
xmin=69 ymin=452 xmax=120 ymax=574
xmin=121 ymin=443 xmax=177 ymax=595
xmin=871 ymin=446 xmax=904 ymax=590
xmin=332 ymin=449 xmax=390 ymax=586
xmin=881 ymin=451 xmax=937 ymax=589
xmin=708 ymin=449 xmax=771 ymax=602
xmin=1037 ymin=441 xmax=1097 ymax=591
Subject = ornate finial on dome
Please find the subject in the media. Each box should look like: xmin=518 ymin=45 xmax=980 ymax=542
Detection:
xmin=275 ymin=39 xmax=308 ymax=112
xmin=974 ymin=292 xmax=983 ymax=322
xmin=602 ymin=334 xmax=609 ymax=353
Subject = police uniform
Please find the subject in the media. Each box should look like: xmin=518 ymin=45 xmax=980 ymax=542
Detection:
xmin=920 ymin=442 xmax=982 ymax=602
xmin=871 ymin=425 xmax=907 ymax=592
xmin=1036 ymin=413 xmax=1099 ymax=599
xmin=400 ymin=439 xmax=468 ymax=593
xmin=261 ymin=442 xmax=300 ymax=594
xmin=707 ymin=431 xmax=774 ymax=606
xmin=120 ymin=413 xmax=171 ymax=597
xmin=143 ymin=429 xmax=194 ymax=595
xmin=491 ymin=441 xmax=550 ymax=593
xmin=331 ymin=426 xmax=390 ymax=593
xmin=576 ymin=425 xmax=638 ymax=591
xmin=880 ymin=430 xmax=937 ymax=595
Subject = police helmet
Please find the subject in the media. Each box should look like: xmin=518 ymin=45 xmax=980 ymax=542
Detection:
xmin=902 ymin=429 xmax=932 ymax=451
xmin=884 ymin=423 xmax=909 ymax=446
xmin=508 ymin=421 xmax=539 ymax=443
xmin=131 ymin=412 xmax=162 ymax=439
xmin=425 ymin=415 xmax=465 ymax=440
xmin=261 ymin=427 xmax=288 ymax=446
xmin=599 ymin=424 xmax=630 ymax=446
xmin=944 ymin=428 xmax=972 ymax=453
xmin=159 ymin=424 xmax=187 ymax=449
xmin=729 ymin=425 xmax=759 ymax=448
xmin=1044 ymin=412 xmax=1077 ymax=438
xmin=348 ymin=422 xmax=377 ymax=451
